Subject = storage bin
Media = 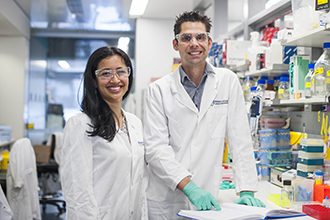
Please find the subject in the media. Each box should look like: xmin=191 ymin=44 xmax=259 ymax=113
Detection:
xmin=277 ymin=128 xmax=291 ymax=149
xmin=259 ymin=129 xmax=277 ymax=149
xmin=293 ymin=177 xmax=314 ymax=202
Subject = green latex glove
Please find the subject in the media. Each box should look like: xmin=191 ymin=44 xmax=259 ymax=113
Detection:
xmin=183 ymin=181 xmax=221 ymax=211
xmin=234 ymin=191 xmax=265 ymax=207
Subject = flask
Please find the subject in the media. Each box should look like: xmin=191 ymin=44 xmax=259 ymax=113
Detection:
xmin=305 ymin=63 xmax=315 ymax=98
xmin=256 ymin=79 xmax=266 ymax=99
xmin=265 ymin=79 xmax=276 ymax=100
xmin=281 ymin=180 xmax=293 ymax=209
xmin=278 ymin=77 xmax=290 ymax=100
xmin=314 ymin=42 xmax=330 ymax=96
xmin=315 ymin=171 xmax=323 ymax=185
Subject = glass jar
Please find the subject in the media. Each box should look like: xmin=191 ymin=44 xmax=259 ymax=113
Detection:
xmin=265 ymin=79 xmax=276 ymax=100
xmin=278 ymin=77 xmax=290 ymax=100
xmin=281 ymin=180 xmax=293 ymax=209
xmin=314 ymin=42 xmax=330 ymax=93
xmin=305 ymin=63 xmax=315 ymax=98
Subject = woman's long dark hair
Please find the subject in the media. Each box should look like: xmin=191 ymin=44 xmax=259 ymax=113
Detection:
xmin=81 ymin=46 xmax=133 ymax=141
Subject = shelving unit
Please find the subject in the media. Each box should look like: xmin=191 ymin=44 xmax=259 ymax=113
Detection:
xmin=282 ymin=24 xmax=330 ymax=48
xmin=229 ymin=60 xmax=249 ymax=72
xmin=245 ymin=64 xmax=289 ymax=77
xmin=277 ymin=97 xmax=327 ymax=105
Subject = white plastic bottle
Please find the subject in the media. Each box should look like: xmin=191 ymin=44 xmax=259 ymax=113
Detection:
xmin=248 ymin=32 xmax=267 ymax=73
xmin=314 ymin=42 xmax=330 ymax=95
xmin=305 ymin=63 xmax=315 ymax=98
xmin=281 ymin=180 xmax=293 ymax=209
xmin=278 ymin=77 xmax=290 ymax=100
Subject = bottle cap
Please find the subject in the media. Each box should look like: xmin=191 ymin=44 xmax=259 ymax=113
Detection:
xmin=267 ymin=79 xmax=274 ymax=84
xmin=324 ymin=42 xmax=330 ymax=49
xmin=280 ymin=77 xmax=289 ymax=82
xmin=257 ymin=79 xmax=266 ymax=85
xmin=250 ymin=86 xmax=257 ymax=91
xmin=281 ymin=74 xmax=290 ymax=78
xmin=283 ymin=180 xmax=291 ymax=185
xmin=260 ymin=76 xmax=268 ymax=80
xmin=316 ymin=171 xmax=324 ymax=176
xmin=249 ymin=77 xmax=254 ymax=81
xmin=308 ymin=63 xmax=315 ymax=69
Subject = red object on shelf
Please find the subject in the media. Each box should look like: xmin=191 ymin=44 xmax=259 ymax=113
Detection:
xmin=302 ymin=204 xmax=330 ymax=220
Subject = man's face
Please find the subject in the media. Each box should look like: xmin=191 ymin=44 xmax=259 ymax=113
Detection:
xmin=173 ymin=21 xmax=212 ymax=69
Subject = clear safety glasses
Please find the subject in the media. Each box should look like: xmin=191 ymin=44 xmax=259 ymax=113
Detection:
xmin=95 ymin=67 xmax=131 ymax=80
xmin=175 ymin=32 xmax=209 ymax=44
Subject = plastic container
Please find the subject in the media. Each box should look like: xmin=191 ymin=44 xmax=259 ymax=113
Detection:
xmin=297 ymin=163 xmax=323 ymax=172
xmin=302 ymin=204 xmax=330 ymax=220
xmin=260 ymin=116 xmax=286 ymax=130
xmin=314 ymin=184 xmax=330 ymax=203
xmin=300 ymin=138 xmax=324 ymax=153
xmin=315 ymin=171 xmax=324 ymax=185
xmin=276 ymin=129 xmax=291 ymax=149
xmin=278 ymin=77 xmax=290 ymax=100
xmin=293 ymin=177 xmax=314 ymax=202
xmin=298 ymin=151 xmax=323 ymax=159
xmin=298 ymin=157 xmax=324 ymax=166
xmin=281 ymin=179 xmax=293 ymax=209
xmin=258 ymin=129 xmax=277 ymax=149
xmin=314 ymin=42 xmax=330 ymax=93
xmin=305 ymin=63 xmax=315 ymax=98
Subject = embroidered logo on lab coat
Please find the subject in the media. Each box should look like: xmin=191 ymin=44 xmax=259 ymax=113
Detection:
xmin=138 ymin=141 xmax=144 ymax=147
xmin=211 ymin=100 xmax=228 ymax=106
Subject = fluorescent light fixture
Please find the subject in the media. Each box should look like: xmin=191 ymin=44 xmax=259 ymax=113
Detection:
xmin=58 ymin=60 xmax=71 ymax=69
xmin=129 ymin=0 xmax=149 ymax=16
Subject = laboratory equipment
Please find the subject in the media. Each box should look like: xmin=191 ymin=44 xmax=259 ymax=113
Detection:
xmin=305 ymin=63 xmax=315 ymax=98
xmin=278 ymin=77 xmax=290 ymax=100
xmin=281 ymin=179 xmax=293 ymax=209
xmin=249 ymin=92 xmax=263 ymax=150
xmin=314 ymin=42 xmax=330 ymax=92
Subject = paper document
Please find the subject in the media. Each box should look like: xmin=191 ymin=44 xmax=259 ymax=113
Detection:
xmin=177 ymin=203 xmax=306 ymax=220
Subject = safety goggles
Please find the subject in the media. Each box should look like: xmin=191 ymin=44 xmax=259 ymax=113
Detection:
xmin=175 ymin=32 xmax=209 ymax=44
xmin=95 ymin=67 xmax=131 ymax=80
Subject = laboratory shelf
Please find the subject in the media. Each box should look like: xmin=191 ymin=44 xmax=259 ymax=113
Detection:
xmin=229 ymin=60 xmax=249 ymax=72
xmin=245 ymin=63 xmax=289 ymax=77
xmin=276 ymin=97 xmax=327 ymax=105
xmin=281 ymin=24 xmax=330 ymax=48
xmin=0 ymin=139 xmax=16 ymax=149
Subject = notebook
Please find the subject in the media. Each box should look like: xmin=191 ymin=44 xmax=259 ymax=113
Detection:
xmin=177 ymin=203 xmax=307 ymax=220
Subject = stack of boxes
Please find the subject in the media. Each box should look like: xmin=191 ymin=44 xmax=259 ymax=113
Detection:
xmin=297 ymin=138 xmax=324 ymax=178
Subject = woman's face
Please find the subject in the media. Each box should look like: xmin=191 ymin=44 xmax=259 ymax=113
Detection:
xmin=95 ymin=55 xmax=129 ymax=107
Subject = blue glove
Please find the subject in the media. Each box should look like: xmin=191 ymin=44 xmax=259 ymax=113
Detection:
xmin=234 ymin=191 xmax=265 ymax=207
xmin=183 ymin=181 xmax=221 ymax=211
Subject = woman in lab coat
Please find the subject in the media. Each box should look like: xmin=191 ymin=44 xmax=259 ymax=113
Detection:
xmin=61 ymin=46 xmax=148 ymax=220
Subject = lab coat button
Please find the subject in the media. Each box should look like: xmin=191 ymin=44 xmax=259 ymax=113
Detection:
xmin=131 ymin=211 xmax=134 ymax=215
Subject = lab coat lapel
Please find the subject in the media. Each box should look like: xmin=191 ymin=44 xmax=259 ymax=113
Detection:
xmin=198 ymin=72 xmax=218 ymax=123
xmin=171 ymin=68 xmax=198 ymax=113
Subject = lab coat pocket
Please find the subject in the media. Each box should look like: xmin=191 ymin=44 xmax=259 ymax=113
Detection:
xmin=207 ymin=107 xmax=227 ymax=139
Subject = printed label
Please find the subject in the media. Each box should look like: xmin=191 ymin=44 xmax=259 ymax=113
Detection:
xmin=305 ymin=82 xmax=311 ymax=88
xmin=318 ymin=0 xmax=328 ymax=4
xmin=326 ymin=78 xmax=330 ymax=83
xmin=315 ymin=68 xmax=324 ymax=75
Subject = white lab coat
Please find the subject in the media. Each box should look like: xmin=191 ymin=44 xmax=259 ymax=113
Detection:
xmin=144 ymin=63 xmax=258 ymax=219
xmin=61 ymin=111 xmax=148 ymax=220
xmin=6 ymin=138 xmax=41 ymax=220
xmin=0 ymin=184 xmax=13 ymax=220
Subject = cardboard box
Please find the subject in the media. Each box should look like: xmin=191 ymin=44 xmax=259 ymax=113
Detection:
xmin=33 ymin=145 xmax=51 ymax=163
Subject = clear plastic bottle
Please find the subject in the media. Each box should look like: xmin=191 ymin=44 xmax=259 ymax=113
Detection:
xmin=281 ymin=180 xmax=293 ymax=209
xmin=278 ymin=77 xmax=290 ymax=100
xmin=256 ymin=79 xmax=266 ymax=99
xmin=274 ymin=76 xmax=280 ymax=91
xmin=315 ymin=171 xmax=324 ymax=185
xmin=314 ymin=42 xmax=330 ymax=95
xmin=305 ymin=63 xmax=315 ymax=98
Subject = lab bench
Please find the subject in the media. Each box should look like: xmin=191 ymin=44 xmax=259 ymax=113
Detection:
xmin=217 ymin=180 xmax=316 ymax=220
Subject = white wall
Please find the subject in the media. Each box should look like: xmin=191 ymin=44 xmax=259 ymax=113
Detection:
xmin=135 ymin=18 xmax=179 ymax=121
xmin=0 ymin=36 xmax=29 ymax=139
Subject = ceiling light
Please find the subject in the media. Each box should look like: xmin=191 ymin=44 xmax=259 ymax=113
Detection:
xmin=129 ymin=0 xmax=149 ymax=16
xmin=58 ymin=60 xmax=71 ymax=70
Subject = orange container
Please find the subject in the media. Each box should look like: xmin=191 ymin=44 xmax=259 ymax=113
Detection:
xmin=313 ymin=184 xmax=330 ymax=203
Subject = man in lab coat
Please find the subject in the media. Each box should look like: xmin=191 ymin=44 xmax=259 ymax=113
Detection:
xmin=144 ymin=11 xmax=265 ymax=219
